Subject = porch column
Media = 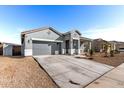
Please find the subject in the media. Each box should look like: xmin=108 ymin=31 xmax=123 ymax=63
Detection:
xmin=61 ymin=42 xmax=65 ymax=54
xmin=89 ymin=42 xmax=92 ymax=50
xmin=78 ymin=39 xmax=80 ymax=55
xmin=70 ymin=38 xmax=73 ymax=55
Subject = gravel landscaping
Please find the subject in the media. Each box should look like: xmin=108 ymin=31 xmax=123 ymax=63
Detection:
xmin=0 ymin=56 xmax=57 ymax=88
xmin=92 ymin=52 xmax=124 ymax=67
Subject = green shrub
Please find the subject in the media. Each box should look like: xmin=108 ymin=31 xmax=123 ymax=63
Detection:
xmin=110 ymin=50 xmax=114 ymax=57
xmin=114 ymin=49 xmax=120 ymax=54
xmin=89 ymin=49 xmax=93 ymax=57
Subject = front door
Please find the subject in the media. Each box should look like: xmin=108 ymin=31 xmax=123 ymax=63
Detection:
xmin=73 ymin=40 xmax=78 ymax=54
xmin=65 ymin=40 xmax=69 ymax=54
xmin=58 ymin=43 xmax=61 ymax=54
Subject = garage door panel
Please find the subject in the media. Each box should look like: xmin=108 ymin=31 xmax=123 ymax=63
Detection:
xmin=33 ymin=41 xmax=51 ymax=55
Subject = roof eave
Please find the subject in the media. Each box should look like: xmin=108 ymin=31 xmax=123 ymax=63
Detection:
xmin=21 ymin=27 xmax=62 ymax=36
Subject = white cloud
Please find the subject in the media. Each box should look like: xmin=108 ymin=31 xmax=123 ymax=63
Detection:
xmin=83 ymin=24 xmax=124 ymax=42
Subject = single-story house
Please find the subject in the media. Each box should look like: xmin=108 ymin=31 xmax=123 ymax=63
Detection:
xmin=118 ymin=42 xmax=124 ymax=52
xmin=21 ymin=27 xmax=92 ymax=56
xmin=0 ymin=42 xmax=21 ymax=56
xmin=91 ymin=38 xmax=110 ymax=52
xmin=108 ymin=41 xmax=124 ymax=52
xmin=109 ymin=41 xmax=119 ymax=51
xmin=91 ymin=39 xmax=124 ymax=53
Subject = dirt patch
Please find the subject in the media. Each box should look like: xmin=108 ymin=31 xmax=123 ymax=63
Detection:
xmin=92 ymin=52 xmax=124 ymax=67
xmin=0 ymin=56 xmax=57 ymax=88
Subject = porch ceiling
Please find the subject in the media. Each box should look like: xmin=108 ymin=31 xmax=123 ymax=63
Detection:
xmin=80 ymin=37 xmax=92 ymax=42
xmin=80 ymin=39 xmax=91 ymax=43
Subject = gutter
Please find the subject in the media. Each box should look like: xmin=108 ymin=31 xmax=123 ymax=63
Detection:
xmin=31 ymin=38 xmax=63 ymax=43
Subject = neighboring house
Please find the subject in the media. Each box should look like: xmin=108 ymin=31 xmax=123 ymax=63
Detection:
xmin=117 ymin=42 xmax=124 ymax=52
xmin=21 ymin=27 xmax=92 ymax=56
xmin=91 ymin=38 xmax=110 ymax=52
xmin=92 ymin=39 xmax=124 ymax=53
xmin=109 ymin=41 xmax=118 ymax=51
xmin=0 ymin=42 xmax=21 ymax=56
xmin=109 ymin=41 xmax=124 ymax=52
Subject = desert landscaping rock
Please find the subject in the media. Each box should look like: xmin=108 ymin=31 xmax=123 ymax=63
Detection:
xmin=0 ymin=56 xmax=57 ymax=88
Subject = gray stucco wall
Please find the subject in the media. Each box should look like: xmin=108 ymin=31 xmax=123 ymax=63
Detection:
xmin=22 ymin=28 xmax=82 ymax=56
xmin=32 ymin=41 xmax=61 ymax=55
xmin=25 ymin=29 xmax=62 ymax=49
xmin=70 ymin=31 xmax=81 ymax=54
xmin=63 ymin=31 xmax=81 ymax=55
xmin=21 ymin=42 xmax=25 ymax=56
xmin=22 ymin=28 xmax=63 ymax=56
xmin=71 ymin=31 xmax=80 ymax=39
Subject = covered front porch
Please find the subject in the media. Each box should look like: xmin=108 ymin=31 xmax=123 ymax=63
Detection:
xmin=80 ymin=37 xmax=92 ymax=54
xmin=61 ymin=30 xmax=81 ymax=55
xmin=62 ymin=35 xmax=92 ymax=55
xmin=63 ymin=39 xmax=80 ymax=55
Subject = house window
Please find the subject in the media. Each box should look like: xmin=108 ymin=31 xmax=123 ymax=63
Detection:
xmin=73 ymin=40 xmax=78 ymax=49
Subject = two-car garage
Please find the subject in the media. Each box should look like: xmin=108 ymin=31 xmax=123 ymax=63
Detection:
xmin=32 ymin=41 xmax=52 ymax=55
xmin=32 ymin=39 xmax=62 ymax=56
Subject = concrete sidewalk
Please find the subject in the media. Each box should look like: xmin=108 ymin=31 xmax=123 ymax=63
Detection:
xmin=34 ymin=55 xmax=114 ymax=88
xmin=87 ymin=63 xmax=124 ymax=88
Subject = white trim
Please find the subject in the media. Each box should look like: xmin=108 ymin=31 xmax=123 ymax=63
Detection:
xmin=72 ymin=38 xmax=80 ymax=40
xmin=31 ymin=38 xmax=63 ymax=43
xmin=78 ymin=49 xmax=80 ymax=54
xmin=24 ymin=49 xmax=32 ymax=56
xmin=62 ymin=49 xmax=65 ymax=54
xmin=68 ymin=49 xmax=74 ymax=55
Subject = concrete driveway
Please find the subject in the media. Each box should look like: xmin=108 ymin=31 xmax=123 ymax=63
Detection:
xmin=34 ymin=55 xmax=114 ymax=88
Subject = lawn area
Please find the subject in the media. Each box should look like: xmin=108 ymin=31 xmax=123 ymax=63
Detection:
xmin=92 ymin=52 xmax=124 ymax=67
xmin=0 ymin=56 xmax=57 ymax=88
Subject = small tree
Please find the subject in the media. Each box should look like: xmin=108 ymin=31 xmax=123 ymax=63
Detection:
xmin=104 ymin=44 xmax=108 ymax=57
xmin=88 ymin=49 xmax=94 ymax=60
xmin=110 ymin=50 xmax=114 ymax=57
xmin=89 ymin=49 xmax=93 ymax=57
xmin=115 ymin=49 xmax=120 ymax=54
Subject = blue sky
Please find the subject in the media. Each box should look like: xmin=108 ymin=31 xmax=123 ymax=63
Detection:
xmin=0 ymin=5 xmax=124 ymax=44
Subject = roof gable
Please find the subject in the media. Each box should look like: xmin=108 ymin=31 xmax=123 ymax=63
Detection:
xmin=63 ymin=30 xmax=81 ymax=35
xmin=21 ymin=27 xmax=62 ymax=36
xmin=75 ymin=30 xmax=81 ymax=35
